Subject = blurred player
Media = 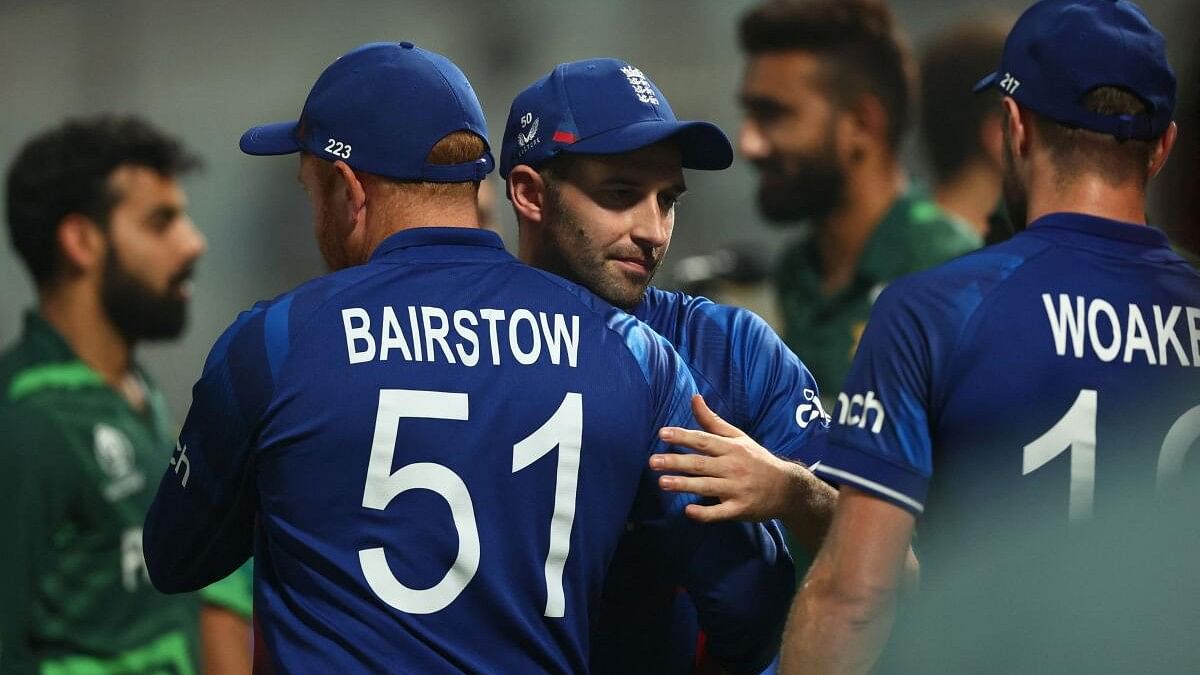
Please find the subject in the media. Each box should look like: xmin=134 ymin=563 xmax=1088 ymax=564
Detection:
xmin=141 ymin=42 xmax=791 ymax=673
xmin=920 ymin=17 xmax=1013 ymax=244
xmin=0 ymin=115 xmax=206 ymax=674
xmin=738 ymin=0 xmax=980 ymax=400
xmin=782 ymin=1 xmax=1197 ymax=672
xmin=501 ymin=58 xmax=832 ymax=674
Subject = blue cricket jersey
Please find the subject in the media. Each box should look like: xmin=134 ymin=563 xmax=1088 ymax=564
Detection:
xmin=816 ymin=213 xmax=1200 ymax=575
xmin=143 ymin=228 xmax=790 ymax=674
xmin=591 ymin=288 xmax=827 ymax=675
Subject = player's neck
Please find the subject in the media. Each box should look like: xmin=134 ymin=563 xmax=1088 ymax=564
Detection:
xmin=359 ymin=199 xmax=481 ymax=262
xmin=1026 ymin=171 xmax=1148 ymax=226
xmin=38 ymin=283 xmax=134 ymax=385
xmin=816 ymin=159 xmax=905 ymax=295
xmin=935 ymin=160 xmax=1001 ymax=237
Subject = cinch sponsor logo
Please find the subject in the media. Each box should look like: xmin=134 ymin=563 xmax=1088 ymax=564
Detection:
xmin=834 ymin=390 xmax=886 ymax=434
xmin=795 ymin=388 xmax=830 ymax=429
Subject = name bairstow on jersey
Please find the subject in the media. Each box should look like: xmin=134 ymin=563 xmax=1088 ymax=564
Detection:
xmin=341 ymin=305 xmax=580 ymax=367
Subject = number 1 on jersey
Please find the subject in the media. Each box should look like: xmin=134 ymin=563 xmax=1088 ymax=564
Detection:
xmin=513 ymin=392 xmax=582 ymax=618
xmin=1023 ymin=389 xmax=1097 ymax=520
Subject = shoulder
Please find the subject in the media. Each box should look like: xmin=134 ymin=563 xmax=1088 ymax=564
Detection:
xmin=874 ymin=236 xmax=1051 ymax=342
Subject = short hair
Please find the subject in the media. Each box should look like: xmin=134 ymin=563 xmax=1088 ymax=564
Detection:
xmin=920 ymin=19 xmax=1009 ymax=182
xmin=6 ymin=114 xmax=200 ymax=286
xmin=1033 ymin=87 xmax=1157 ymax=186
xmin=739 ymin=0 xmax=914 ymax=151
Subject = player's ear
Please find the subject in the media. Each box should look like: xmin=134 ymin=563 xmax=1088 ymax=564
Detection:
xmin=57 ymin=212 xmax=105 ymax=277
xmin=839 ymin=92 xmax=887 ymax=165
xmin=331 ymin=160 xmax=367 ymax=229
xmin=1148 ymin=121 xmax=1177 ymax=180
xmin=508 ymin=165 xmax=548 ymax=226
xmin=1002 ymin=97 xmax=1030 ymax=160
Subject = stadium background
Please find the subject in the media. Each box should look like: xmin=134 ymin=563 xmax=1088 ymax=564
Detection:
xmin=0 ymin=0 xmax=1196 ymax=423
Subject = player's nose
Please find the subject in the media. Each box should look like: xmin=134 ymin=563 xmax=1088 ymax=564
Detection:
xmin=739 ymin=120 xmax=769 ymax=162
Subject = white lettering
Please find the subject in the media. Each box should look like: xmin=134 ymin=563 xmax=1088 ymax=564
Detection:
xmin=453 ymin=310 xmax=480 ymax=367
xmin=538 ymin=312 xmax=580 ymax=368
xmin=1123 ymin=304 xmax=1156 ymax=365
xmin=422 ymin=306 xmax=456 ymax=364
xmin=509 ymin=309 xmax=541 ymax=365
xmin=1189 ymin=307 xmax=1200 ymax=366
xmin=1087 ymin=299 xmax=1121 ymax=362
xmin=480 ymin=309 xmax=505 ymax=366
xmin=380 ymin=306 xmax=414 ymax=362
xmin=1043 ymin=293 xmax=1086 ymax=357
xmin=342 ymin=308 xmax=376 ymax=364
xmin=1155 ymin=305 xmax=1189 ymax=367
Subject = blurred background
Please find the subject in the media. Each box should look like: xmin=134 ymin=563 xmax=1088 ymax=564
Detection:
xmin=1 ymin=0 xmax=1196 ymax=421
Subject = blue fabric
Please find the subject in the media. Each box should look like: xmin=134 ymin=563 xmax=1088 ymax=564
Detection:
xmin=589 ymin=288 xmax=823 ymax=675
xmin=144 ymin=227 xmax=793 ymax=674
xmin=816 ymin=213 xmax=1200 ymax=572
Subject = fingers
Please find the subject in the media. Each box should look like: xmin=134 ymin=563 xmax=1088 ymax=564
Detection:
xmin=658 ymin=427 xmax=731 ymax=456
xmin=683 ymin=500 xmax=743 ymax=523
xmin=690 ymin=395 xmax=742 ymax=438
xmin=658 ymin=473 xmax=723 ymax=498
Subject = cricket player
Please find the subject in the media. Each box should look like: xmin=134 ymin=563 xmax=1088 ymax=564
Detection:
xmin=501 ymin=57 xmax=833 ymax=674
xmin=141 ymin=42 xmax=790 ymax=674
xmin=778 ymin=1 xmax=1198 ymax=672
xmin=0 ymin=115 xmax=206 ymax=674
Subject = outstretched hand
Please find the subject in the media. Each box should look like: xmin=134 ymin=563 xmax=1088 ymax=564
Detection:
xmin=651 ymin=394 xmax=818 ymax=524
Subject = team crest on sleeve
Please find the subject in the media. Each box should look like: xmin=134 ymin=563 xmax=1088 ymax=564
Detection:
xmin=94 ymin=423 xmax=145 ymax=501
xmin=620 ymin=66 xmax=659 ymax=105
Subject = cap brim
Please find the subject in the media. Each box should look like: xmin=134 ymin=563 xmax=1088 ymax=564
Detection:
xmin=565 ymin=120 xmax=733 ymax=170
xmin=972 ymin=72 xmax=1000 ymax=94
xmin=239 ymin=121 xmax=300 ymax=156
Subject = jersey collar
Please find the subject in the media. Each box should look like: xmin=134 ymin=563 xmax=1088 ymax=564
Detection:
xmin=1027 ymin=212 xmax=1171 ymax=249
xmin=369 ymin=227 xmax=506 ymax=262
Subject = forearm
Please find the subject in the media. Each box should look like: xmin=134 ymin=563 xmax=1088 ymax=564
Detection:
xmin=781 ymin=572 xmax=897 ymax=675
xmin=776 ymin=461 xmax=837 ymax=554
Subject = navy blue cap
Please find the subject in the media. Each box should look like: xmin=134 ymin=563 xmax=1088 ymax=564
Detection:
xmin=499 ymin=58 xmax=733 ymax=178
xmin=240 ymin=42 xmax=494 ymax=181
xmin=973 ymin=0 xmax=1175 ymax=141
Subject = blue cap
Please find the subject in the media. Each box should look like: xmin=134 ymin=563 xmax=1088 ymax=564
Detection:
xmin=499 ymin=58 xmax=733 ymax=178
xmin=973 ymin=0 xmax=1175 ymax=141
xmin=240 ymin=42 xmax=494 ymax=181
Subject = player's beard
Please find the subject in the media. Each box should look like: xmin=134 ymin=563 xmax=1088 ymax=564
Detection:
xmin=100 ymin=243 xmax=192 ymax=343
xmin=539 ymin=186 xmax=662 ymax=310
xmin=1001 ymin=125 xmax=1030 ymax=232
xmin=754 ymin=132 xmax=845 ymax=226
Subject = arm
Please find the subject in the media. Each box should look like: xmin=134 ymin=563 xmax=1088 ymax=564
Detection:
xmin=144 ymin=307 xmax=274 ymax=592
xmin=780 ymin=487 xmax=914 ymax=675
xmin=200 ymin=561 xmax=254 ymax=675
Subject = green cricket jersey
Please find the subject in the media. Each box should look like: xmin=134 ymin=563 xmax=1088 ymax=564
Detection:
xmin=0 ymin=312 xmax=199 ymax=675
xmin=775 ymin=190 xmax=982 ymax=401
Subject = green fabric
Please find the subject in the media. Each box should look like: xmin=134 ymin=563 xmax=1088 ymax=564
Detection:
xmin=0 ymin=312 xmax=199 ymax=675
xmin=200 ymin=561 xmax=253 ymax=619
xmin=39 ymin=631 xmax=194 ymax=675
xmin=9 ymin=363 xmax=104 ymax=402
xmin=775 ymin=190 xmax=981 ymax=402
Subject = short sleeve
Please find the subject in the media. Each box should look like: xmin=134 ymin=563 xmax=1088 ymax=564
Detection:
xmin=813 ymin=284 xmax=936 ymax=515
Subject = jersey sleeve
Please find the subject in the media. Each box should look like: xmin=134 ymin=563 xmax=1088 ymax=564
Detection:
xmin=143 ymin=302 xmax=278 ymax=593
xmin=731 ymin=307 xmax=830 ymax=464
xmin=811 ymin=283 xmax=938 ymax=515
xmin=0 ymin=406 xmax=81 ymax=675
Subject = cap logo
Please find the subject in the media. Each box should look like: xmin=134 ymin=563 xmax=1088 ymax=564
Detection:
xmin=1000 ymin=72 xmax=1021 ymax=95
xmin=620 ymin=65 xmax=659 ymax=105
xmin=516 ymin=112 xmax=541 ymax=157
